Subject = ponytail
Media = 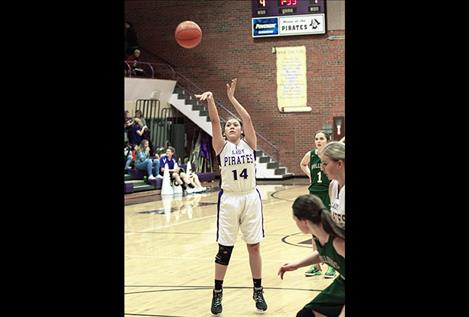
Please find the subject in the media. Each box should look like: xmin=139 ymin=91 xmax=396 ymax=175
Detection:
xmin=320 ymin=208 xmax=345 ymax=240
xmin=292 ymin=194 xmax=344 ymax=240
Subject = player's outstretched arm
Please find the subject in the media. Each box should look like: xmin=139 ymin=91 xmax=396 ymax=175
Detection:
xmin=277 ymin=251 xmax=321 ymax=279
xmin=195 ymin=91 xmax=224 ymax=155
xmin=226 ymin=78 xmax=257 ymax=150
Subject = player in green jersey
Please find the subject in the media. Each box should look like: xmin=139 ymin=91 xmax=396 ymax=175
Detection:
xmin=278 ymin=194 xmax=345 ymax=317
xmin=300 ymin=131 xmax=336 ymax=278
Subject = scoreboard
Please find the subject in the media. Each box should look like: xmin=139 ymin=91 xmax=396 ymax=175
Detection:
xmin=252 ymin=0 xmax=326 ymax=38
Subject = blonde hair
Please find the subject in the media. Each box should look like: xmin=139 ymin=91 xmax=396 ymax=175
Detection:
xmin=137 ymin=139 xmax=149 ymax=154
xmin=319 ymin=141 xmax=345 ymax=162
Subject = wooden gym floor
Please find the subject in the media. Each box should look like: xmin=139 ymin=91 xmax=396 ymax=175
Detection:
xmin=125 ymin=182 xmax=336 ymax=317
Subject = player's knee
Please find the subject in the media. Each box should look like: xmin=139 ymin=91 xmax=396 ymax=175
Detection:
xmin=296 ymin=308 xmax=314 ymax=317
xmin=247 ymin=242 xmax=260 ymax=255
xmin=215 ymin=244 xmax=234 ymax=266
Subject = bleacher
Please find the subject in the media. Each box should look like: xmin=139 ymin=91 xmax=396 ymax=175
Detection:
xmin=124 ymin=163 xmax=216 ymax=194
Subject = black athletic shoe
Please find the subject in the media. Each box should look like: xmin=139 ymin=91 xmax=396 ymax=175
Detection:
xmin=211 ymin=289 xmax=223 ymax=315
xmin=253 ymin=287 xmax=267 ymax=313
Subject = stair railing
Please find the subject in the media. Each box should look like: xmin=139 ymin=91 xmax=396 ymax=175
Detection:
xmin=124 ymin=61 xmax=176 ymax=80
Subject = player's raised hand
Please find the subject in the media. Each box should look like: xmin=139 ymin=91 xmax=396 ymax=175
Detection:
xmin=226 ymin=78 xmax=237 ymax=99
xmin=195 ymin=91 xmax=213 ymax=101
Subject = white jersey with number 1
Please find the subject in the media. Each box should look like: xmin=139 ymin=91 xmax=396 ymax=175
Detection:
xmin=218 ymin=139 xmax=256 ymax=192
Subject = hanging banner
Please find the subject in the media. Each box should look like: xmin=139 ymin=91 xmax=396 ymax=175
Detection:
xmin=276 ymin=46 xmax=310 ymax=112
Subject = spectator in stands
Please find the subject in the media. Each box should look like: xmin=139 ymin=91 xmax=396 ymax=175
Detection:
xmin=124 ymin=143 xmax=138 ymax=171
xmin=180 ymin=162 xmax=207 ymax=193
xmin=134 ymin=109 xmax=147 ymax=127
xmin=133 ymin=115 xmax=155 ymax=156
xmin=126 ymin=48 xmax=145 ymax=77
xmin=186 ymin=173 xmax=207 ymax=193
xmin=135 ymin=139 xmax=159 ymax=180
xmin=124 ymin=110 xmax=133 ymax=143
xmin=127 ymin=117 xmax=149 ymax=149
xmin=124 ymin=110 xmax=133 ymax=127
xmin=159 ymin=146 xmax=185 ymax=188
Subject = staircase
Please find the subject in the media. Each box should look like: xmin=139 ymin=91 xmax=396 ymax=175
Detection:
xmin=169 ymin=86 xmax=212 ymax=135
xmin=169 ymin=86 xmax=293 ymax=180
xmin=255 ymin=150 xmax=293 ymax=179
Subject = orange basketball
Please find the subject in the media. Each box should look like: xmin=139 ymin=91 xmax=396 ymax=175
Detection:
xmin=175 ymin=21 xmax=202 ymax=49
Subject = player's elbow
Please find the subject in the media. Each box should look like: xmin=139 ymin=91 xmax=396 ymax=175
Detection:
xmin=243 ymin=115 xmax=253 ymax=124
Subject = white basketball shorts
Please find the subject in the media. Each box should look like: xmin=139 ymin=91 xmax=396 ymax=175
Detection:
xmin=216 ymin=188 xmax=264 ymax=246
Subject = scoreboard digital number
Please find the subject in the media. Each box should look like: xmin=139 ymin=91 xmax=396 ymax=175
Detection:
xmin=252 ymin=0 xmax=326 ymax=38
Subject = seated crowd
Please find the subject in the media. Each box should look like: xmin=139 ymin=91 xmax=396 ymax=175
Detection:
xmin=124 ymin=110 xmax=207 ymax=194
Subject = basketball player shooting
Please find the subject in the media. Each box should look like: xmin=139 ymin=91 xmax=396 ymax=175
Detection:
xmin=195 ymin=79 xmax=268 ymax=315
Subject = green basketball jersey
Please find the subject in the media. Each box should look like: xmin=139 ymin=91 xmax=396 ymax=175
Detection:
xmin=308 ymin=150 xmax=330 ymax=206
xmin=313 ymin=235 xmax=345 ymax=279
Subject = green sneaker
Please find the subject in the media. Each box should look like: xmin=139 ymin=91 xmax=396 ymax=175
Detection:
xmin=324 ymin=266 xmax=336 ymax=279
xmin=304 ymin=265 xmax=322 ymax=277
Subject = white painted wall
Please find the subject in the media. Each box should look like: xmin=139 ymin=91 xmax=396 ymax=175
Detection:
xmin=124 ymin=77 xmax=177 ymax=115
xmin=169 ymin=93 xmax=212 ymax=136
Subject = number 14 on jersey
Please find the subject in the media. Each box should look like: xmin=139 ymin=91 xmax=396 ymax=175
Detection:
xmin=232 ymin=168 xmax=248 ymax=180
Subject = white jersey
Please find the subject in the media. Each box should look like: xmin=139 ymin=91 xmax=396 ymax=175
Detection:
xmin=330 ymin=180 xmax=345 ymax=229
xmin=218 ymin=139 xmax=256 ymax=192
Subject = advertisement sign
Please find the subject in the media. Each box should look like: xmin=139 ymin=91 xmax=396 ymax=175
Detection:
xmin=252 ymin=17 xmax=279 ymax=37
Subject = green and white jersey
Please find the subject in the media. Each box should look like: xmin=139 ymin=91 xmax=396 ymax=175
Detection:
xmin=314 ymin=235 xmax=345 ymax=279
xmin=308 ymin=150 xmax=330 ymax=201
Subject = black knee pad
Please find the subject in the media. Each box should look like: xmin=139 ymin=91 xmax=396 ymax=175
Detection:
xmin=215 ymin=244 xmax=234 ymax=266
xmin=296 ymin=308 xmax=314 ymax=317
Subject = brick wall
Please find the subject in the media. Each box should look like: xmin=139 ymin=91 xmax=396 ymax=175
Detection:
xmin=125 ymin=0 xmax=344 ymax=175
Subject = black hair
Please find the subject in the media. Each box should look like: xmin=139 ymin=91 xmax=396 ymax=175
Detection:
xmin=292 ymin=194 xmax=345 ymax=239
xmin=221 ymin=117 xmax=245 ymax=138
xmin=315 ymin=130 xmax=331 ymax=141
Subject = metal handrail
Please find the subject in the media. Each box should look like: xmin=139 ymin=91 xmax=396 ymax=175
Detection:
xmin=124 ymin=61 xmax=176 ymax=80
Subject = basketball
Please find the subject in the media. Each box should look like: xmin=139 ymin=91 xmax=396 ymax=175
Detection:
xmin=175 ymin=21 xmax=202 ymax=49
